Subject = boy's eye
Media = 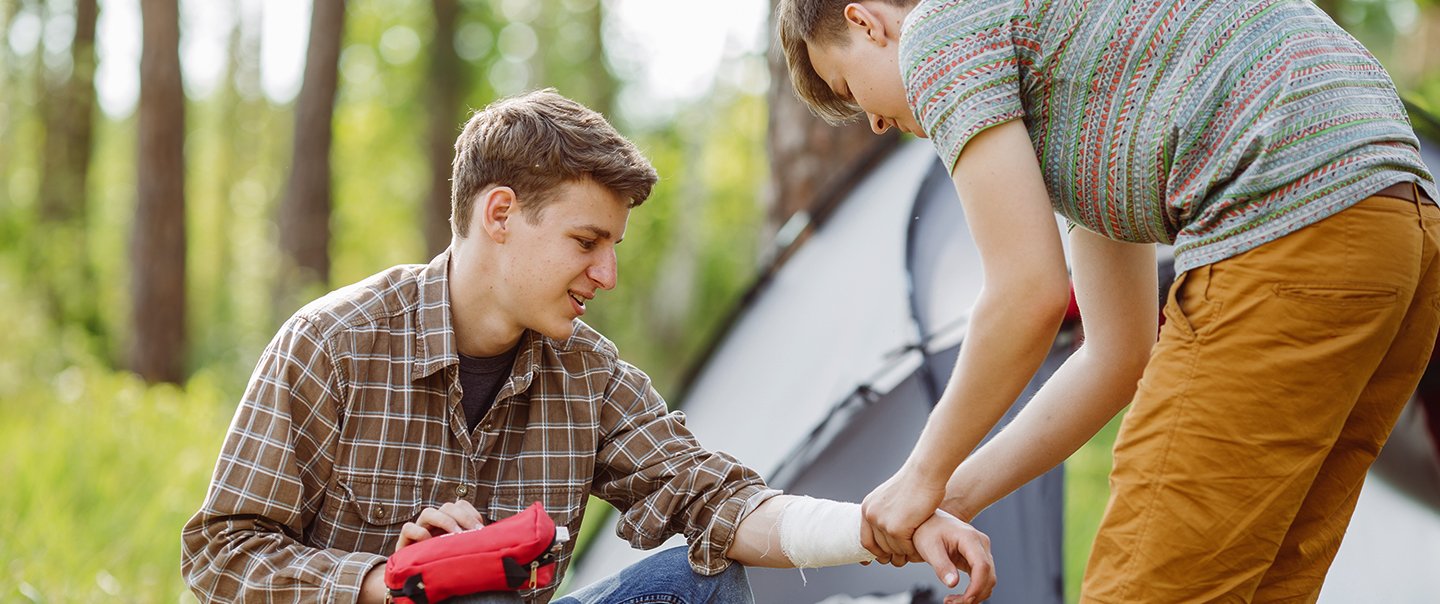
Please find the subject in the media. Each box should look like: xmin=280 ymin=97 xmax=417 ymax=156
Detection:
xmin=575 ymin=238 xmax=596 ymax=250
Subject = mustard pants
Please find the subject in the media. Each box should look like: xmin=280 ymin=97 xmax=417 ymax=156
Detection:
xmin=1083 ymin=185 xmax=1440 ymax=603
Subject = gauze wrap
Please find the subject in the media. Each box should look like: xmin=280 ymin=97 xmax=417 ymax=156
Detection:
xmin=777 ymin=496 xmax=877 ymax=568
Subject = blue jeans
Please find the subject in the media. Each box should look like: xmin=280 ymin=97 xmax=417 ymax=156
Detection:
xmin=445 ymin=546 xmax=753 ymax=604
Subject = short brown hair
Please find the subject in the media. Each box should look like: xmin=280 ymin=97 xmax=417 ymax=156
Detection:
xmin=777 ymin=0 xmax=915 ymax=125
xmin=450 ymin=89 xmax=658 ymax=235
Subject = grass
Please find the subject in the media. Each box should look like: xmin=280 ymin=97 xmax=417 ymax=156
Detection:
xmin=0 ymin=264 xmax=229 ymax=602
xmin=1062 ymin=413 xmax=1124 ymax=603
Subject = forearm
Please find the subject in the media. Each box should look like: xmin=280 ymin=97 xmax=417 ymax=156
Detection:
xmin=725 ymin=495 xmax=793 ymax=567
xmin=902 ymin=291 xmax=1065 ymax=484
xmin=360 ymin=565 xmax=389 ymax=604
xmin=727 ymin=495 xmax=877 ymax=568
xmin=941 ymin=343 xmax=1144 ymax=521
xmin=182 ymin=515 xmax=386 ymax=603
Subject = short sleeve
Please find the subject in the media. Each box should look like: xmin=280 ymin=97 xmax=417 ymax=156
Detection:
xmin=901 ymin=0 xmax=1024 ymax=171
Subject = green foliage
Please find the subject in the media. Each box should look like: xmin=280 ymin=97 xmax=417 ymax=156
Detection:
xmin=0 ymin=258 xmax=225 ymax=602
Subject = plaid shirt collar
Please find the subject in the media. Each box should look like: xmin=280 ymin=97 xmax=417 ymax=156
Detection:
xmin=412 ymin=249 xmax=540 ymax=397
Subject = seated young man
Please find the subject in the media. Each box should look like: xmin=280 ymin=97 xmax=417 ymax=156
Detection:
xmin=181 ymin=89 xmax=994 ymax=604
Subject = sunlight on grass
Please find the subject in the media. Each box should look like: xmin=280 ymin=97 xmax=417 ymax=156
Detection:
xmin=0 ymin=365 xmax=228 ymax=602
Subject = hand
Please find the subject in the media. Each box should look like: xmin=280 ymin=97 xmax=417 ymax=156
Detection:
xmin=913 ymin=509 xmax=995 ymax=604
xmin=861 ymin=469 xmax=944 ymax=564
xmin=395 ymin=499 xmax=486 ymax=552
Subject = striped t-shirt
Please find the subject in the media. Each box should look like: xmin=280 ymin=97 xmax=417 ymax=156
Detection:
xmin=901 ymin=0 xmax=1437 ymax=272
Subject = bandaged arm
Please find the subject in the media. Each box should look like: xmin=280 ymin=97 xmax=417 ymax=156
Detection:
xmin=725 ymin=495 xmax=875 ymax=568
xmin=726 ymin=495 xmax=990 ymax=599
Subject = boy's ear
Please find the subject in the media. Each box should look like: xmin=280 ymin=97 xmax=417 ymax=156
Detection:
xmin=842 ymin=3 xmax=889 ymax=46
xmin=479 ymin=186 xmax=518 ymax=243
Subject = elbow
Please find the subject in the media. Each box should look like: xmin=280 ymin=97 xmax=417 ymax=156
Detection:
xmin=984 ymin=272 xmax=1071 ymax=335
xmin=1081 ymin=338 xmax=1152 ymax=386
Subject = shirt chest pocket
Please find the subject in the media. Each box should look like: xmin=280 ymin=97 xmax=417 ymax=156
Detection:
xmin=488 ymin=484 xmax=588 ymax=533
xmin=341 ymin=477 xmax=423 ymax=524
xmin=314 ymin=476 xmax=423 ymax=552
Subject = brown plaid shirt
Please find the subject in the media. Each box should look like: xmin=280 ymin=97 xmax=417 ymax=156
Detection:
xmin=181 ymin=251 xmax=773 ymax=603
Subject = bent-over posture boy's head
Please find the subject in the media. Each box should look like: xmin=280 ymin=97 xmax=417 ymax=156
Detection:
xmin=777 ymin=0 xmax=922 ymax=135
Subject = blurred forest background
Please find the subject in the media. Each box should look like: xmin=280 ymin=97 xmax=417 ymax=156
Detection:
xmin=1 ymin=0 xmax=1437 ymax=601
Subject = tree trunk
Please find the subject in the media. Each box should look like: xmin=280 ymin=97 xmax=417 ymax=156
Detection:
xmin=583 ymin=1 xmax=615 ymax=118
xmin=37 ymin=0 xmax=101 ymax=337
xmin=131 ymin=0 xmax=187 ymax=383
xmin=198 ymin=0 xmax=246 ymax=353
xmin=39 ymin=0 xmax=97 ymax=224
xmin=765 ymin=0 xmax=899 ymax=242
xmin=424 ymin=0 xmax=464 ymax=257
xmin=277 ymin=0 xmax=345 ymax=303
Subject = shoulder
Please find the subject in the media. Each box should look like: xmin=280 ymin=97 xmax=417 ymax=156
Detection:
xmin=288 ymin=263 xmax=427 ymax=341
xmin=900 ymin=0 xmax=1025 ymax=91
xmin=901 ymin=0 xmax=1020 ymax=44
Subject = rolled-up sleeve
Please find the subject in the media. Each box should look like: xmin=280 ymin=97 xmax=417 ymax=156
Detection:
xmin=590 ymin=361 xmax=774 ymax=575
xmin=180 ymin=315 xmax=384 ymax=602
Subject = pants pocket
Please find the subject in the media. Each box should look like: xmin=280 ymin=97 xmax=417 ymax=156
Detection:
xmin=1273 ymin=282 xmax=1398 ymax=307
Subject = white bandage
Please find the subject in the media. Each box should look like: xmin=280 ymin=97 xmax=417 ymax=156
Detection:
xmin=778 ymin=496 xmax=877 ymax=568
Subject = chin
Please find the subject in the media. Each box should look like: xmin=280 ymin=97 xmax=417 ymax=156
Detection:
xmin=537 ymin=319 xmax=577 ymax=341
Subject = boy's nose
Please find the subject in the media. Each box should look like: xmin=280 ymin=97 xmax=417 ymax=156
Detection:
xmin=589 ymin=249 xmax=618 ymax=290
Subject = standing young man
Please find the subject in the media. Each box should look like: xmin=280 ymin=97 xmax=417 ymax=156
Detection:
xmin=778 ymin=0 xmax=1439 ymax=601
xmin=181 ymin=89 xmax=995 ymax=604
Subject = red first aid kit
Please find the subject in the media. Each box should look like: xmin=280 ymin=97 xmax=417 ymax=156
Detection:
xmin=385 ymin=502 xmax=568 ymax=604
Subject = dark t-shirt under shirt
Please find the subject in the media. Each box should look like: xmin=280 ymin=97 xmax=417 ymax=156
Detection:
xmin=458 ymin=344 xmax=520 ymax=432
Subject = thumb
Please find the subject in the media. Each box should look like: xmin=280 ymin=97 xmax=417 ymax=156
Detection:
xmin=914 ymin=532 xmax=960 ymax=589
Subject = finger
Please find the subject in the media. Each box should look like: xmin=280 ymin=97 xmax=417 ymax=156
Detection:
xmin=860 ymin=519 xmax=885 ymax=559
xmin=450 ymin=498 xmax=486 ymax=527
xmin=893 ymin=530 xmax=921 ymax=560
xmin=960 ymin=554 xmax=995 ymax=604
xmin=415 ymin=507 xmax=462 ymax=535
xmin=913 ymin=526 xmax=960 ymax=589
xmin=872 ymin=527 xmax=898 ymax=558
xmin=439 ymin=500 xmax=483 ymax=530
xmin=396 ymin=522 xmax=432 ymax=552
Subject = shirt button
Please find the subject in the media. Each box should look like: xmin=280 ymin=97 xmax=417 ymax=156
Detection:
xmin=455 ymin=484 xmax=470 ymax=498
xmin=371 ymin=505 xmax=386 ymax=519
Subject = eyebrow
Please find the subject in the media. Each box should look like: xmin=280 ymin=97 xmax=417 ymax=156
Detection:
xmin=577 ymin=225 xmax=622 ymax=244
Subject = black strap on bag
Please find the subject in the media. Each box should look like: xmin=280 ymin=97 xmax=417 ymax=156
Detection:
xmin=391 ymin=573 xmax=429 ymax=604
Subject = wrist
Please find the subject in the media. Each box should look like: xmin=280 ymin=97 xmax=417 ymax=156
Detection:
xmin=360 ymin=562 xmax=390 ymax=604
xmin=900 ymin=456 xmax=953 ymax=487
xmin=940 ymin=494 xmax=978 ymax=524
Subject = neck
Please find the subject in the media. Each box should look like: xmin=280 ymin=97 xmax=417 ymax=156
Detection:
xmin=448 ymin=241 xmax=525 ymax=357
